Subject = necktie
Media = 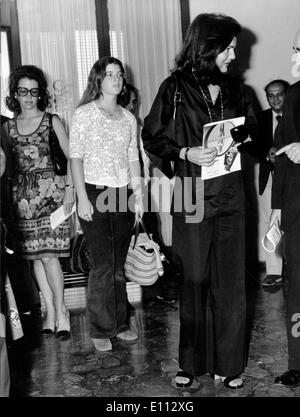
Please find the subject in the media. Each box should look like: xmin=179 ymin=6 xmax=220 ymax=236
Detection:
xmin=273 ymin=115 xmax=282 ymax=149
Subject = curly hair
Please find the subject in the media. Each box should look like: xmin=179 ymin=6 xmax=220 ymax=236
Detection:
xmin=174 ymin=13 xmax=241 ymax=84
xmin=78 ymin=56 xmax=127 ymax=108
xmin=5 ymin=65 xmax=50 ymax=114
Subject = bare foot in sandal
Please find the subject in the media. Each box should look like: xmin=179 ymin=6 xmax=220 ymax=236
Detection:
xmin=175 ymin=370 xmax=194 ymax=388
xmin=214 ymin=374 xmax=243 ymax=389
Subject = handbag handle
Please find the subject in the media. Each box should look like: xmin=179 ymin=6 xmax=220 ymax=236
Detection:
xmin=132 ymin=217 xmax=151 ymax=249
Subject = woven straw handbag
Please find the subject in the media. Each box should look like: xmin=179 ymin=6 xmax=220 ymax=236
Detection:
xmin=124 ymin=219 xmax=164 ymax=286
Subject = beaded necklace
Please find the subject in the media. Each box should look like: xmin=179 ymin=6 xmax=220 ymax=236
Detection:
xmin=192 ymin=68 xmax=224 ymax=123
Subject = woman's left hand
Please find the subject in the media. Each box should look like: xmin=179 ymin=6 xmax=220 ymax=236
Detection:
xmin=187 ymin=146 xmax=217 ymax=166
xmin=63 ymin=186 xmax=75 ymax=215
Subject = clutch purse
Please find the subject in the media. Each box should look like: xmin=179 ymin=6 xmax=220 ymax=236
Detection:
xmin=48 ymin=113 xmax=68 ymax=176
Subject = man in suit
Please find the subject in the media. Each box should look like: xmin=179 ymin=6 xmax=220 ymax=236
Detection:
xmin=270 ymin=29 xmax=300 ymax=386
xmin=256 ymin=80 xmax=289 ymax=288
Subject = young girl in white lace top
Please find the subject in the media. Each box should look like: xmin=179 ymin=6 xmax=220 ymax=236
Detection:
xmin=70 ymin=57 xmax=143 ymax=352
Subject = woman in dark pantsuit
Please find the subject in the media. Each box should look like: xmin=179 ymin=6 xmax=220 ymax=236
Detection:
xmin=142 ymin=13 xmax=257 ymax=389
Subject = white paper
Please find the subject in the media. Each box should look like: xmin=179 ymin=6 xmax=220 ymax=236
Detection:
xmin=261 ymin=222 xmax=282 ymax=253
xmin=50 ymin=204 xmax=76 ymax=230
xmin=201 ymin=116 xmax=245 ymax=180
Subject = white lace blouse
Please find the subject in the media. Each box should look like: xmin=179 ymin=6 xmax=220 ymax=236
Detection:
xmin=69 ymin=101 xmax=139 ymax=187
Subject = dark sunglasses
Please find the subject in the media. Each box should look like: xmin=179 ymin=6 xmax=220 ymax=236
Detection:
xmin=16 ymin=87 xmax=39 ymax=97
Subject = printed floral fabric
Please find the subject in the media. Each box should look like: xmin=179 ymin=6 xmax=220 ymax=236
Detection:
xmin=8 ymin=112 xmax=70 ymax=259
xmin=69 ymin=102 xmax=139 ymax=186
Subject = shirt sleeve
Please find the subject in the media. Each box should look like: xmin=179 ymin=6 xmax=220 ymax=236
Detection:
xmin=128 ymin=114 xmax=140 ymax=162
xmin=69 ymin=108 xmax=85 ymax=158
xmin=142 ymin=76 xmax=182 ymax=160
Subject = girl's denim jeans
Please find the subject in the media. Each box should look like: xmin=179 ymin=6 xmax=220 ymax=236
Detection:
xmin=79 ymin=183 xmax=135 ymax=339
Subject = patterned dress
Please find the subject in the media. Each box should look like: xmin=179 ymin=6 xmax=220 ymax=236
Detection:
xmin=7 ymin=112 xmax=70 ymax=260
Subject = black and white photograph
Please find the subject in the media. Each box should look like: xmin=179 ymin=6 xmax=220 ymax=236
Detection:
xmin=1 ymin=0 xmax=300 ymax=406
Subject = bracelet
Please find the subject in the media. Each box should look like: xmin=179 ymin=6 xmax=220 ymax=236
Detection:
xmin=65 ymin=184 xmax=74 ymax=188
xmin=184 ymin=147 xmax=190 ymax=160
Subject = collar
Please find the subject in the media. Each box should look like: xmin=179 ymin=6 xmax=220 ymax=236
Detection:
xmin=272 ymin=110 xmax=282 ymax=118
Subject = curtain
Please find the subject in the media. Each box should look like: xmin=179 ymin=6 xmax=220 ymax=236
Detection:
xmin=0 ymin=30 xmax=13 ymax=118
xmin=108 ymin=0 xmax=182 ymax=247
xmin=16 ymin=0 xmax=98 ymax=130
xmin=107 ymin=0 xmax=182 ymax=122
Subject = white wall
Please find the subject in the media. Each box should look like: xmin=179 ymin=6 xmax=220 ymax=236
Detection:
xmin=189 ymin=0 xmax=300 ymax=109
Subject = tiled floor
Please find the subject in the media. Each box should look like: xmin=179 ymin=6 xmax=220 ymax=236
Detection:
xmin=6 ymin=267 xmax=300 ymax=399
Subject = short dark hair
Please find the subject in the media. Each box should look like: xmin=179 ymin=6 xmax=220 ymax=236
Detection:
xmin=5 ymin=65 xmax=50 ymax=114
xmin=174 ymin=13 xmax=241 ymax=84
xmin=264 ymin=79 xmax=290 ymax=94
xmin=78 ymin=56 xmax=126 ymax=108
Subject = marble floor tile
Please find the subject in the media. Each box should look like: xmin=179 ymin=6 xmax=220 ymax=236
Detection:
xmin=6 ymin=269 xmax=298 ymax=398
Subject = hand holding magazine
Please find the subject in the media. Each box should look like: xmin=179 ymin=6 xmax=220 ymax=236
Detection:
xmin=201 ymin=116 xmax=246 ymax=180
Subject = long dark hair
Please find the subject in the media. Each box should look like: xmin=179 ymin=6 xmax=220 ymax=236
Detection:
xmin=78 ymin=56 xmax=127 ymax=108
xmin=5 ymin=65 xmax=50 ymax=114
xmin=174 ymin=13 xmax=241 ymax=84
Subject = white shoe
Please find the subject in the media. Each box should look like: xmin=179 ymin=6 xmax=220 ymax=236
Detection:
xmin=56 ymin=310 xmax=71 ymax=338
xmin=116 ymin=329 xmax=138 ymax=341
xmin=92 ymin=338 xmax=112 ymax=351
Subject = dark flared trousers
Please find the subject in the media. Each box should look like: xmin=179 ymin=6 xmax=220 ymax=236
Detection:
xmin=79 ymin=184 xmax=135 ymax=339
xmin=282 ymin=214 xmax=300 ymax=370
xmin=173 ymin=212 xmax=246 ymax=377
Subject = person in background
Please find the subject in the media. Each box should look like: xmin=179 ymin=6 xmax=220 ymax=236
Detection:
xmin=269 ymin=29 xmax=300 ymax=387
xmin=256 ymin=80 xmax=289 ymax=288
xmin=2 ymin=65 xmax=74 ymax=339
xmin=1 ymin=113 xmax=41 ymax=324
xmin=143 ymin=13 xmax=257 ymax=389
xmin=121 ymin=83 xmax=180 ymax=304
xmin=119 ymin=83 xmax=150 ymax=181
xmin=70 ymin=57 xmax=143 ymax=352
xmin=122 ymin=83 xmax=139 ymax=116
xmin=0 ymin=144 xmax=10 ymax=397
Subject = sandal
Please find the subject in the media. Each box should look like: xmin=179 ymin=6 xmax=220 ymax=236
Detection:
xmin=175 ymin=371 xmax=194 ymax=388
xmin=222 ymin=375 xmax=243 ymax=389
xmin=274 ymin=369 xmax=300 ymax=386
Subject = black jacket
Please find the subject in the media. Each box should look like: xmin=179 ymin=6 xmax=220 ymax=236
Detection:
xmin=255 ymin=109 xmax=276 ymax=195
xmin=272 ymin=80 xmax=300 ymax=231
xmin=142 ymin=67 xmax=257 ymax=219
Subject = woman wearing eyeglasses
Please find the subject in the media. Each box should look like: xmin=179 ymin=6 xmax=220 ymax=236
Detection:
xmin=2 ymin=65 xmax=74 ymax=339
xmin=70 ymin=57 xmax=143 ymax=352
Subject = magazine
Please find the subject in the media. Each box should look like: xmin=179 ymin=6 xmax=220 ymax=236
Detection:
xmin=201 ymin=116 xmax=245 ymax=180
xmin=50 ymin=203 xmax=76 ymax=230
